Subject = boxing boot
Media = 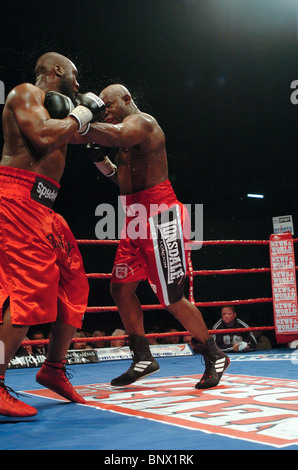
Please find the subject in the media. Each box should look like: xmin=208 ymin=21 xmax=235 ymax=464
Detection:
xmin=0 ymin=375 xmax=37 ymax=417
xmin=36 ymin=360 xmax=86 ymax=404
xmin=192 ymin=336 xmax=230 ymax=389
xmin=111 ymin=334 xmax=160 ymax=386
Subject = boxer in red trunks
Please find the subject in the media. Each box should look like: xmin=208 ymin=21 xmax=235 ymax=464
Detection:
xmin=0 ymin=52 xmax=105 ymax=417
xmin=76 ymin=84 xmax=230 ymax=388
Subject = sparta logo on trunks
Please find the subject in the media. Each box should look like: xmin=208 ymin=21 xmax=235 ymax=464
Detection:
xmin=149 ymin=205 xmax=186 ymax=305
xmin=46 ymin=234 xmax=74 ymax=257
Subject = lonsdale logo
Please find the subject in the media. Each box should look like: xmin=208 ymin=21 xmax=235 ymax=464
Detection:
xmin=157 ymin=219 xmax=184 ymax=284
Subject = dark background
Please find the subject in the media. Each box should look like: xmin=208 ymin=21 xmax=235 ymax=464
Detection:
xmin=1 ymin=0 xmax=298 ymax=342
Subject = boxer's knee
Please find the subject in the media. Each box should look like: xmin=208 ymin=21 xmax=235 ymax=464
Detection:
xmin=110 ymin=281 xmax=138 ymax=305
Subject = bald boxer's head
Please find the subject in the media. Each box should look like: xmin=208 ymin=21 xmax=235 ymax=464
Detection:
xmin=99 ymin=84 xmax=139 ymax=124
xmin=35 ymin=52 xmax=79 ymax=99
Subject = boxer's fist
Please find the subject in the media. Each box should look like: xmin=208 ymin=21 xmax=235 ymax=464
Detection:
xmin=70 ymin=93 xmax=106 ymax=130
xmin=86 ymin=143 xmax=117 ymax=177
xmin=44 ymin=91 xmax=74 ymax=119
xmin=86 ymin=143 xmax=117 ymax=161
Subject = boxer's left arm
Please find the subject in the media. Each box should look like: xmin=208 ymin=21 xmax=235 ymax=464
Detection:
xmin=78 ymin=113 xmax=154 ymax=148
xmin=69 ymin=132 xmax=89 ymax=144
xmin=9 ymin=84 xmax=79 ymax=154
xmin=85 ymin=143 xmax=119 ymax=184
xmin=10 ymin=85 xmax=105 ymax=154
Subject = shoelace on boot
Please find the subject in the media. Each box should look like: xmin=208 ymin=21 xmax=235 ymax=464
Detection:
xmin=43 ymin=361 xmax=75 ymax=382
xmin=0 ymin=381 xmax=27 ymax=403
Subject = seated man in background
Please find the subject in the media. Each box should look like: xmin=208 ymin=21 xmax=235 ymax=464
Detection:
xmin=212 ymin=306 xmax=257 ymax=353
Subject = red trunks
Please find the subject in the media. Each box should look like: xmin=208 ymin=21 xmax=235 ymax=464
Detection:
xmin=0 ymin=166 xmax=89 ymax=328
xmin=111 ymin=179 xmax=190 ymax=306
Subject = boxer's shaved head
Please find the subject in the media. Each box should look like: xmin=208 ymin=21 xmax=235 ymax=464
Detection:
xmin=35 ymin=52 xmax=77 ymax=78
xmin=99 ymin=84 xmax=131 ymax=103
xmin=99 ymin=84 xmax=139 ymax=123
xmin=34 ymin=52 xmax=79 ymax=99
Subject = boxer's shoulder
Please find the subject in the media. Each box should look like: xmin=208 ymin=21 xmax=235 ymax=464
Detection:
xmin=6 ymin=83 xmax=44 ymax=106
xmin=124 ymin=111 xmax=157 ymax=131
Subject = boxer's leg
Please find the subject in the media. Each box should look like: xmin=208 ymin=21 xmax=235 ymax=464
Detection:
xmin=167 ymin=297 xmax=230 ymax=389
xmin=0 ymin=306 xmax=29 ymax=375
xmin=0 ymin=306 xmax=37 ymax=417
xmin=35 ymin=213 xmax=87 ymax=404
xmin=36 ymin=317 xmax=86 ymax=404
xmin=46 ymin=316 xmax=77 ymax=362
xmin=110 ymin=281 xmax=145 ymax=336
xmin=110 ymin=281 xmax=159 ymax=386
xmin=166 ymin=296 xmax=210 ymax=345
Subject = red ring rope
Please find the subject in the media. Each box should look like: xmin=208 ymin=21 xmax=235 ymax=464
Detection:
xmin=76 ymin=239 xmax=298 ymax=245
xmin=21 ymin=326 xmax=275 ymax=347
xmin=20 ymin=237 xmax=290 ymax=348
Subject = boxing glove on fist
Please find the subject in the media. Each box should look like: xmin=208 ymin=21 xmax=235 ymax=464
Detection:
xmin=70 ymin=93 xmax=106 ymax=130
xmin=44 ymin=91 xmax=74 ymax=119
xmin=86 ymin=143 xmax=117 ymax=177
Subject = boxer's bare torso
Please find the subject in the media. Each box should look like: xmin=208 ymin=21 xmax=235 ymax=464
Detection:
xmin=89 ymin=112 xmax=168 ymax=195
xmin=1 ymin=53 xmax=80 ymax=183
xmin=1 ymin=84 xmax=71 ymax=183
xmin=76 ymin=84 xmax=169 ymax=195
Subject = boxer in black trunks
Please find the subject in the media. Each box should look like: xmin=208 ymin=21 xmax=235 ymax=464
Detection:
xmin=74 ymin=84 xmax=230 ymax=389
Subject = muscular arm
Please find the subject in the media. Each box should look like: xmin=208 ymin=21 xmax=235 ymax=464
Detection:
xmin=70 ymin=111 xmax=168 ymax=193
xmin=8 ymin=83 xmax=79 ymax=154
xmin=70 ymin=113 xmax=153 ymax=148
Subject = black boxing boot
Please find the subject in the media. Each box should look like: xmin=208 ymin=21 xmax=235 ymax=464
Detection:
xmin=192 ymin=336 xmax=230 ymax=390
xmin=111 ymin=334 xmax=160 ymax=386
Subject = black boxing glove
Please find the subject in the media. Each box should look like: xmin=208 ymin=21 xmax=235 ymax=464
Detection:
xmin=70 ymin=92 xmax=106 ymax=130
xmin=44 ymin=91 xmax=89 ymax=135
xmin=44 ymin=91 xmax=74 ymax=119
xmin=86 ymin=143 xmax=117 ymax=177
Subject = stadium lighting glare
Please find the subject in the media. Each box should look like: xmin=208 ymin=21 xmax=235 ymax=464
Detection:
xmin=247 ymin=193 xmax=264 ymax=199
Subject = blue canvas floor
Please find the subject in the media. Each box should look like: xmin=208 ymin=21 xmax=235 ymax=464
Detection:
xmin=1 ymin=349 xmax=298 ymax=451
